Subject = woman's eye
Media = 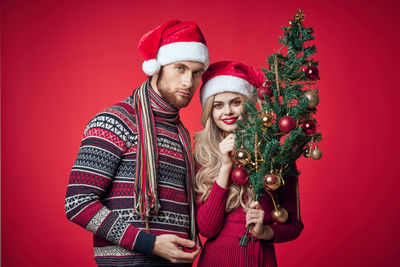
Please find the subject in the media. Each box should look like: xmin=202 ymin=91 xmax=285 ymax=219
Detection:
xmin=233 ymin=100 xmax=242 ymax=106
xmin=214 ymin=104 xmax=222 ymax=109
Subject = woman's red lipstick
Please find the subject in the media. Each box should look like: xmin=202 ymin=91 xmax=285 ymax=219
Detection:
xmin=222 ymin=117 xmax=238 ymax=125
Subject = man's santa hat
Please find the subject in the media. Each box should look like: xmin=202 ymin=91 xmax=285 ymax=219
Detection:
xmin=200 ymin=61 xmax=265 ymax=107
xmin=138 ymin=20 xmax=209 ymax=76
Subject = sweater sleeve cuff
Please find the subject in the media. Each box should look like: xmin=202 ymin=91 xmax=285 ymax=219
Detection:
xmin=267 ymin=220 xmax=304 ymax=244
xmin=132 ymin=230 xmax=156 ymax=256
xmin=265 ymin=224 xmax=278 ymax=243
xmin=212 ymin=181 xmax=230 ymax=195
xmin=207 ymin=182 xmax=229 ymax=205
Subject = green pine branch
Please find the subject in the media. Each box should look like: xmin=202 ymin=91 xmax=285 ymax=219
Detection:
xmin=234 ymin=10 xmax=322 ymax=196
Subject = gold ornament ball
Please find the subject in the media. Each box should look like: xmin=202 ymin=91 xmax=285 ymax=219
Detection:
xmin=304 ymin=90 xmax=320 ymax=108
xmin=311 ymin=147 xmax=322 ymax=160
xmin=234 ymin=149 xmax=251 ymax=165
xmin=262 ymin=173 xmax=281 ymax=191
xmin=271 ymin=206 xmax=289 ymax=223
xmin=261 ymin=113 xmax=274 ymax=128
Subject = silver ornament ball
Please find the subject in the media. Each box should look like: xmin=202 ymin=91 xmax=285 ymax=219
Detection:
xmin=305 ymin=90 xmax=320 ymax=108
xmin=311 ymin=147 xmax=322 ymax=160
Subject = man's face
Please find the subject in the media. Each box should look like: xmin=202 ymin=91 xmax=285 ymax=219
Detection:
xmin=154 ymin=61 xmax=205 ymax=109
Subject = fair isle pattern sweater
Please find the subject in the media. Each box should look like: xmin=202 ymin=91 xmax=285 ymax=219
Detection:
xmin=65 ymin=83 xmax=191 ymax=267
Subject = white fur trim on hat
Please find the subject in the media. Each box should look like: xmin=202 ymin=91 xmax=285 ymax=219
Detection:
xmin=142 ymin=59 xmax=161 ymax=76
xmin=200 ymin=75 xmax=255 ymax=107
xmin=157 ymin=42 xmax=209 ymax=70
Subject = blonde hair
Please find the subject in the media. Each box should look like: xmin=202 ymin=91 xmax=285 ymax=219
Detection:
xmin=194 ymin=94 xmax=254 ymax=212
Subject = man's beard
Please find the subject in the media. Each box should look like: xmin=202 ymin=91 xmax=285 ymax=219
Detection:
xmin=156 ymin=74 xmax=194 ymax=109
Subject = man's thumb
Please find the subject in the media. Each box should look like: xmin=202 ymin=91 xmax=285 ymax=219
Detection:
xmin=174 ymin=236 xmax=195 ymax=248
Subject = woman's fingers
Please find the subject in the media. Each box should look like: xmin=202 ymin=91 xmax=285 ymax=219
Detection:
xmin=246 ymin=213 xmax=264 ymax=221
xmin=246 ymin=208 xmax=264 ymax=217
xmin=246 ymin=213 xmax=264 ymax=223
xmin=220 ymin=136 xmax=235 ymax=146
xmin=246 ymin=218 xmax=263 ymax=228
xmin=225 ymin=133 xmax=235 ymax=139
xmin=219 ymin=139 xmax=236 ymax=154
xmin=246 ymin=209 xmax=265 ymax=228
xmin=219 ymin=136 xmax=236 ymax=166
xmin=246 ymin=204 xmax=265 ymax=238
xmin=220 ymin=142 xmax=235 ymax=151
xmin=249 ymin=201 xmax=262 ymax=209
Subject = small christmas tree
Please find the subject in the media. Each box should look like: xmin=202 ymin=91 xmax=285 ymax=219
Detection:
xmin=232 ymin=9 xmax=323 ymax=246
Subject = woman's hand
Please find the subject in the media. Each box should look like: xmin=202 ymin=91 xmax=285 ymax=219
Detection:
xmin=216 ymin=134 xmax=235 ymax=189
xmin=246 ymin=201 xmax=275 ymax=240
xmin=246 ymin=201 xmax=266 ymax=239
xmin=219 ymin=133 xmax=235 ymax=168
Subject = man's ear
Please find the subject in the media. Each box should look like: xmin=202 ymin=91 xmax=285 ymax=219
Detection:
xmin=149 ymin=70 xmax=161 ymax=92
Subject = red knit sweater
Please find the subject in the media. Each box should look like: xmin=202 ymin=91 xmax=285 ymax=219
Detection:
xmin=196 ymin=175 xmax=303 ymax=267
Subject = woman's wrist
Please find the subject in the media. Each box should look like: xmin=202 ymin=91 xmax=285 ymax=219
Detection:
xmin=216 ymin=164 xmax=232 ymax=189
xmin=260 ymin=225 xmax=274 ymax=240
xmin=220 ymin=163 xmax=232 ymax=172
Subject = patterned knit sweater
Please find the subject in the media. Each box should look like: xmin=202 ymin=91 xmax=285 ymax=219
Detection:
xmin=65 ymin=82 xmax=192 ymax=267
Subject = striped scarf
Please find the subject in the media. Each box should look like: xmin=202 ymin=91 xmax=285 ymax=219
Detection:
xmin=133 ymin=80 xmax=197 ymax=242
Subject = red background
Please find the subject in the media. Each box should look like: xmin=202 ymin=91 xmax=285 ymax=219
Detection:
xmin=2 ymin=0 xmax=400 ymax=266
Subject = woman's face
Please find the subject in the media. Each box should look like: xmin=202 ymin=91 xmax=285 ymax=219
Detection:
xmin=212 ymin=92 xmax=244 ymax=134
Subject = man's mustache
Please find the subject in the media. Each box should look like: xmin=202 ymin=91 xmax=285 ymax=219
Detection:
xmin=178 ymin=88 xmax=195 ymax=94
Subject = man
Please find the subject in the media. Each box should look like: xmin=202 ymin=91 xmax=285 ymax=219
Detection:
xmin=65 ymin=20 xmax=209 ymax=266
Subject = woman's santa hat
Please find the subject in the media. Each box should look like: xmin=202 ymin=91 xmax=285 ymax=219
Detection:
xmin=139 ymin=20 xmax=209 ymax=76
xmin=200 ymin=61 xmax=265 ymax=107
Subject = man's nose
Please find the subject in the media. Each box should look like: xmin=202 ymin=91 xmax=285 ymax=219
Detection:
xmin=181 ymin=72 xmax=193 ymax=88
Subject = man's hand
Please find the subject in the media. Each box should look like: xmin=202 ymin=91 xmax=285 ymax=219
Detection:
xmin=152 ymin=234 xmax=201 ymax=263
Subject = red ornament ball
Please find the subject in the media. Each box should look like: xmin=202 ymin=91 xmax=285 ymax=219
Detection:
xmin=305 ymin=66 xmax=319 ymax=80
xmin=257 ymin=84 xmax=273 ymax=100
xmin=231 ymin=167 xmax=248 ymax=185
xmin=278 ymin=116 xmax=296 ymax=133
xmin=302 ymin=120 xmax=316 ymax=135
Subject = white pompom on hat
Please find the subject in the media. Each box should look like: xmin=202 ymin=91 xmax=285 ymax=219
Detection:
xmin=138 ymin=20 xmax=209 ymax=76
xmin=200 ymin=61 xmax=265 ymax=107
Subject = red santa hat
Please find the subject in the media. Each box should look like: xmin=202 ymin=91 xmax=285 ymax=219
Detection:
xmin=138 ymin=20 xmax=209 ymax=76
xmin=200 ymin=61 xmax=265 ymax=107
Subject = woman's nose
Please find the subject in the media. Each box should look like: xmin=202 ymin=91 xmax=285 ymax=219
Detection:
xmin=223 ymin=105 xmax=233 ymax=115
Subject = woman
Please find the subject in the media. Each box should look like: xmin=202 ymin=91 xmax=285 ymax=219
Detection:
xmin=194 ymin=61 xmax=304 ymax=267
